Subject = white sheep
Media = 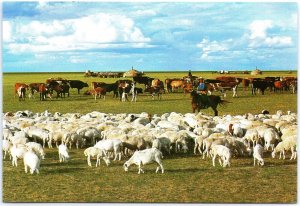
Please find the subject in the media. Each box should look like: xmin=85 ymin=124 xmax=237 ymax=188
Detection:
xmin=25 ymin=142 xmax=45 ymax=159
xmin=152 ymin=137 xmax=171 ymax=155
xmin=84 ymin=147 xmax=111 ymax=167
xmin=210 ymin=144 xmax=231 ymax=167
xmin=271 ymin=142 xmax=285 ymax=159
xmin=58 ymin=143 xmax=70 ymax=162
xmin=253 ymin=144 xmax=264 ymax=166
xmin=10 ymin=144 xmax=28 ymax=167
xmin=94 ymin=139 xmax=123 ymax=161
xmin=23 ymin=149 xmax=41 ymax=174
xmin=3 ymin=139 xmax=13 ymax=159
xmin=123 ymin=148 xmax=164 ymax=174
xmin=263 ymin=128 xmax=280 ymax=151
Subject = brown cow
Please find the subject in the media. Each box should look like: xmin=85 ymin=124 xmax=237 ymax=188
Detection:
xmin=14 ymin=83 xmax=29 ymax=98
xmin=39 ymin=83 xmax=49 ymax=101
xmin=91 ymin=82 xmax=106 ymax=89
xmin=28 ymin=83 xmax=43 ymax=98
xmin=90 ymin=87 xmax=106 ymax=100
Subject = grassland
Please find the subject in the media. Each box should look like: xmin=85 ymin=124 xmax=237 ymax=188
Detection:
xmin=2 ymin=71 xmax=298 ymax=203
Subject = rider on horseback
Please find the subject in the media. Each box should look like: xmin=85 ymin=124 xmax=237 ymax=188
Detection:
xmin=197 ymin=77 xmax=209 ymax=108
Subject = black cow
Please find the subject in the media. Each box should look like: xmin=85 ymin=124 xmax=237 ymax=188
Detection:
xmin=68 ymin=80 xmax=89 ymax=94
xmin=251 ymin=79 xmax=270 ymax=95
xmin=97 ymin=83 xmax=119 ymax=98
xmin=133 ymin=76 xmax=154 ymax=88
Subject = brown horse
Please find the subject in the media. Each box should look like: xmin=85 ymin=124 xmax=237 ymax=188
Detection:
xmin=190 ymin=90 xmax=230 ymax=116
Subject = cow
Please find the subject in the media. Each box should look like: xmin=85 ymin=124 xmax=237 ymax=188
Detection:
xmin=28 ymin=83 xmax=43 ymax=99
xmin=68 ymin=80 xmax=89 ymax=94
xmin=273 ymin=81 xmax=284 ymax=93
xmin=133 ymin=76 xmax=154 ymax=88
xmin=165 ymin=78 xmax=181 ymax=93
xmin=14 ymin=83 xmax=29 ymax=98
xmin=39 ymin=83 xmax=49 ymax=101
xmin=241 ymin=78 xmax=251 ymax=95
xmin=17 ymin=86 xmax=26 ymax=101
xmin=90 ymin=87 xmax=107 ymax=100
xmin=91 ymin=82 xmax=106 ymax=89
xmin=251 ymin=79 xmax=270 ymax=95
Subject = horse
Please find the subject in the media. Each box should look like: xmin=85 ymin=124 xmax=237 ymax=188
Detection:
xmin=190 ymin=90 xmax=229 ymax=116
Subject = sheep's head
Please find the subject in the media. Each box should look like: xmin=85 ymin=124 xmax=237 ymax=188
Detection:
xmin=123 ymin=162 xmax=129 ymax=172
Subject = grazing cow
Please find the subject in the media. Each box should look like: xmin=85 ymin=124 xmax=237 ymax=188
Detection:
xmin=165 ymin=78 xmax=182 ymax=93
xmin=182 ymin=82 xmax=193 ymax=95
xmin=241 ymin=78 xmax=251 ymax=95
xmin=133 ymin=76 xmax=154 ymax=88
xmin=119 ymin=82 xmax=131 ymax=102
xmin=68 ymin=80 xmax=89 ymax=94
xmin=28 ymin=83 xmax=43 ymax=99
xmin=91 ymin=82 xmax=106 ymax=89
xmin=39 ymin=83 xmax=49 ymax=101
xmin=145 ymin=85 xmax=164 ymax=100
xmin=251 ymin=79 xmax=271 ymax=95
xmin=274 ymin=81 xmax=285 ymax=93
xmin=14 ymin=83 xmax=29 ymax=98
xmin=17 ymin=86 xmax=26 ymax=101
xmin=284 ymin=77 xmax=297 ymax=94
xmin=90 ymin=87 xmax=107 ymax=100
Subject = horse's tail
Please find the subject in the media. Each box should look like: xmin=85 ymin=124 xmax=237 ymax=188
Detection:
xmin=218 ymin=98 xmax=231 ymax=106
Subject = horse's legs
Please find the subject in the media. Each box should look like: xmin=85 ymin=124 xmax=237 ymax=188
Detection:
xmin=212 ymin=107 xmax=218 ymax=116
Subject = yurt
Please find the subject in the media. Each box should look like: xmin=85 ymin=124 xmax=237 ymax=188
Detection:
xmin=123 ymin=68 xmax=143 ymax=77
xmin=251 ymin=68 xmax=262 ymax=75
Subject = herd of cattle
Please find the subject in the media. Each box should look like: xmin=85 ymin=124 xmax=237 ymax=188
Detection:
xmin=14 ymin=75 xmax=297 ymax=102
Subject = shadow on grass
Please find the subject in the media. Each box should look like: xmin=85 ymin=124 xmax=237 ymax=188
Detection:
xmin=45 ymin=167 xmax=86 ymax=174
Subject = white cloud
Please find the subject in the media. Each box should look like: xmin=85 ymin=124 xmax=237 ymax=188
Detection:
xmin=5 ymin=13 xmax=151 ymax=53
xmin=249 ymin=20 xmax=272 ymax=39
xmin=3 ymin=21 xmax=12 ymax=42
xmin=248 ymin=20 xmax=292 ymax=48
xmin=197 ymin=38 xmax=228 ymax=60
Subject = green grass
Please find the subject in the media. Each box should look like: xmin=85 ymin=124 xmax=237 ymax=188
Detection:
xmin=2 ymin=71 xmax=297 ymax=203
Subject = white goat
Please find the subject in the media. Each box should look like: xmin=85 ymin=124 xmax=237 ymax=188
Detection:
xmin=25 ymin=142 xmax=45 ymax=159
xmin=94 ymin=139 xmax=123 ymax=161
xmin=84 ymin=147 xmax=111 ymax=167
xmin=58 ymin=144 xmax=70 ymax=162
xmin=253 ymin=144 xmax=264 ymax=166
xmin=152 ymin=137 xmax=171 ymax=155
xmin=210 ymin=145 xmax=231 ymax=167
xmin=3 ymin=139 xmax=13 ymax=159
xmin=123 ymin=148 xmax=164 ymax=174
xmin=11 ymin=144 xmax=28 ymax=167
xmin=23 ymin=149 xmax=41 ymax=174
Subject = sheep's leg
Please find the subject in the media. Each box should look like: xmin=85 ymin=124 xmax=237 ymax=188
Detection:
xmin=87 ymin=156 xmax=92 ymax=167
xmin=194 ymin=143 xmax=198 ymax=154
xmin=36 ymin=169 xmax=39 ymax=174
xmin=138 ymin=162 xmax=144 ymax=174
xmin=198 ymin=143 xmax=203 ymax=154
xmin=24 ymin=164 xmax=28 ymax=173
xmin=3 ymin=151 xmax=6 ymax=159
xmin=212 ymin=155 xmax=216 ymax=167
xmin=96 ymin=155 xmax=100 ymax=167
xmin=282 ymin=150 xmax=285 ymax=159
xmin=253 ymin=157 xmax=256 ymax=166
xmin=218 ymin=157 xmax=223 ymax=167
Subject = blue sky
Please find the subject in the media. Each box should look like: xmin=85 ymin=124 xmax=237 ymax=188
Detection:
xmin=2 ymin=2 xmax=298 ymax=72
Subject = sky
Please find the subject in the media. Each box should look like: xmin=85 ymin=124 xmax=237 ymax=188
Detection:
xmin=2 ymin=1 xmax=298 ymax=72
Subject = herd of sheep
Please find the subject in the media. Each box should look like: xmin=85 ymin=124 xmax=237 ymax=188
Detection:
xmin=2 ymin=109 xmax=297 ymax=174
